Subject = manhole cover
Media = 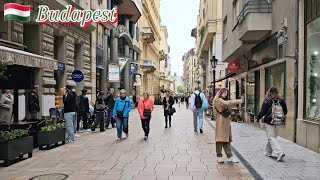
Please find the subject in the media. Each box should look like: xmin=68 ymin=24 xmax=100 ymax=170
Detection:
xmin=29 ymin=173 xmax=68 ymax=180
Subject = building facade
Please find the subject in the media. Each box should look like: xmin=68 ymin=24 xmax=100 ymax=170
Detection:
xmin=159 ymin=26 xmax=174 ymax=96
xmin=194 ymin=0 xmax=225 ymax=97
xmin=222 ymin=0 xmax=297 ymax=142
xmin=182 ymin=48 xmax=197 ymax=93
xmin=139 ymin=0 xmax=161 ymax=101
xmin=297 ymin=0 xmax=320 ymax=153
xmin=0 ymin=0 xmax=95 ymax=120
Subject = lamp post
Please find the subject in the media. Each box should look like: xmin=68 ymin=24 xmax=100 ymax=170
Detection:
xmin=210 ymin=56 xmax=218 ymax=120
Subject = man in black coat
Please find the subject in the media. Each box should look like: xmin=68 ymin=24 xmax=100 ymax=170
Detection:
xmin=104 ymin=88 xmax=116 ymax=128
xmin=27 ymin=85 xmax=40 ymax=119
xmin=63 ymin=85 xmax=77 ymax=142
xmin=76 ymin=89 xmax=89 ymax=131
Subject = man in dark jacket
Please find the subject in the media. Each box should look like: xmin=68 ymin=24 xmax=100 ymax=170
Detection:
xmin=104 ymin=88 xmax=116 ymax=128
xmin=27 ymin=85 xmax=40 ymax=119
xmin=63 ymin=85 xmax=77 ymax=142
xmin=76 ymin=89 xmax=89 ymax=131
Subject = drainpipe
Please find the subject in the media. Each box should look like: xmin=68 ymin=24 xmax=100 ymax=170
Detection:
xmin=293 ymin=0 xmax=299 ymax=143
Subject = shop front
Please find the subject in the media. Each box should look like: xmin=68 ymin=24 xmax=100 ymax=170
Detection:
xmin=296 ymin=0 xmax=320 ymax=153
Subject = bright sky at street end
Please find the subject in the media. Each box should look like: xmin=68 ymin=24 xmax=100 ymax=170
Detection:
xmin=160 ymin=0 xmax=199 ymax=77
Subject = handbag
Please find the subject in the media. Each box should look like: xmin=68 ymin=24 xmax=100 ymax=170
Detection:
xmin=168 ymin=107 xmax=176 ymax=115
xmin=202 ymin=101 xmax=208 ymax=110
xmin=215 ymin=107 xmax=231 ymax=118
xmin=143 ymin=101 xmax=151 ymax=117
xmin=117 ymin=102 xmax=127 ymax=119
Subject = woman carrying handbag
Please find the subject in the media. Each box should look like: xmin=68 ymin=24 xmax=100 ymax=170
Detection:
xmin=138 ymin=92 xmax=154 ymax=140
xmin=162 ymin=92 xmax=175 ymax=128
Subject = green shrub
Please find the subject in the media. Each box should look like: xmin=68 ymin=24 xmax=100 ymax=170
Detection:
xmin=41 ymin=123 xmax=65 ymax=132
xmin=0 ymin=129 xmax=29 ymax=143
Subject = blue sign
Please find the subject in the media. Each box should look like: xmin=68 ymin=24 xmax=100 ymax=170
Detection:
xmin=130 ymin=63 xmax=138 ymax=76
xmin=71 ymin=70 xmax=84 ymax=82
xmin=57 ymin=62 xmax=65 ymax=72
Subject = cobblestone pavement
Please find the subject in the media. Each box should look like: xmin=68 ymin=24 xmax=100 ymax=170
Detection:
xmin=0 ymin=105 xmax=253 ymax=180
xmin=208 ymin=121 xmax=320 ymax=180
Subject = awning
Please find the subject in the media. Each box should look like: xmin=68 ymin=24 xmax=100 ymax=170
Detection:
xmin=0 ymin=45 xmax=57 ymax=70
xmin=215 ymin=73 xmax=236 ymax=82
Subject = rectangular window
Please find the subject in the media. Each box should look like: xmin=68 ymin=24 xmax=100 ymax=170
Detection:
xmin=247 ymin=71 xmax=260 ymax=121
xmin=265 ymin=63 xmax=285 ymax=98
xmin=306 ymin=16 xmax=320 ymax=119
xmin=223 ymin=16 xmax=228 ymax=41
xmin=233 ymin=0 xmax=240 ymax=26
xmin=306 ymin=0 xmax=320 ymax=22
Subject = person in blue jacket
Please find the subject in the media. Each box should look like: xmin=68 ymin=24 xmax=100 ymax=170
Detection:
xmin=113 ymin=89 xmax=132 ymax=140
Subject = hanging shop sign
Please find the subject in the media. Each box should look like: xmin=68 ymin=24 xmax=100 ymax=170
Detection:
xmin=108 ymin=64 xmax=120 ymax=82
xmin=227 ymin=60 xmax=240 ymax=73
xmin=133 ymin=74 xmax=142 ymax=86
xmin=71 ymin=70 xmax=84 ymax=82
xmin=130 ymin=63 xmax=138 ymax=76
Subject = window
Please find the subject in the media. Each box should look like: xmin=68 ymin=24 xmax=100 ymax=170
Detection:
xmin=306 ymin=16 xmax=320 ymax=119
xmin=233 ymin=0 xmax=240 ymax=26
xmin=247 ymin=71 xmax=260 ymax=120
xmin=223 ymin=16 xmax=228 ymax=41
xmin=265 ymin=63 xmax=285 ymax=98
xmin=75 ymin=0 xmax=80 ymax=5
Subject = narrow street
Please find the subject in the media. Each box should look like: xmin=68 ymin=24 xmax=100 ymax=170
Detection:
xmin=0 ymin=105 xmax=253 ymax=180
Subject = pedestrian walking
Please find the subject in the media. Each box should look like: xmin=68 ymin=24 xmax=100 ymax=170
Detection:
xmin=256 ymin=87 xmax=287 ymax=162
xmin=190 ymin=87 xmax=208 ymax=133
xmin=27 ymin=85 xmax=40 ymax=119
xmin=185 ymin=94 xmax=189 ymax=109
xmin=213 ymin=88 xmax=243 ymax=163
xmin=0 ymin=90 xmax=13 ymax=123
xmin=113 ymin=89 xmax=132 ymax=140
xmin=162 ymin=92 xmax=174 ymax=128
xmin=91 ymin=92 xmax=106 ymax=132
xmin=63 ymin=85 xmax=77 ymax=143
xmin=138 ymin=92 xmax=154 ymax=140
xmin=104 ymin=88 xmax=116 ymax=128
xmin=76 ymin=89 xmax=89 ymax=131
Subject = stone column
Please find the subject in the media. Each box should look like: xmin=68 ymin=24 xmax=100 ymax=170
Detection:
xmin=74 ymin=43 xmax=84 ymax=94
xmin=124 ymin=18 xmax=130 ymax=94
xmin=110 ymin=16 xmax=119 ymax=95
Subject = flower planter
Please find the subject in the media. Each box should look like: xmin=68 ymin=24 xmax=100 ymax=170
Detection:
xmin=0 ymin=136 xmax=33 ymax=167
xmin=37 ymin=128 xmax=66 ymax=150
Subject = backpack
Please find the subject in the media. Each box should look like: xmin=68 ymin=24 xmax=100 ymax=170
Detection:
xmin=95 ymin=100 xmax=105 ymax=111
xmin=270 ymin=100 xmax=285 ymax=125
xmin=194 ymin=93 xmax=203 ymax=109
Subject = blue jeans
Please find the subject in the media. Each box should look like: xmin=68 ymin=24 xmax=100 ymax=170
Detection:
xmin=193 ymin=108 xmax=204 ymax=130
xmin=106 ymin=109 xmax=115 ymax=127
xmin=64 ymin=112 xmax=76 ymax=141
xmin=116 ymin=117 xmax=128 ymax=138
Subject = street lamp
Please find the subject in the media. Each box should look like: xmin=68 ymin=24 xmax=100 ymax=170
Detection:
xmin=210 ymin=56 xmax=218 ymax=120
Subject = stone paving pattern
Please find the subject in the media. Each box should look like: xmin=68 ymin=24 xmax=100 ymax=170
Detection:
xmin=0 ymin=105 xmax=253 ymax=180
xmin=209 ymin=121 xmax=320 ymax=180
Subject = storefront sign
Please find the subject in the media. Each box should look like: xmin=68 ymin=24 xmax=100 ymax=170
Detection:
xmin=57 ymin=62 xmax=65 ymax=72
xmin=109 ymin=64 xmax=120 ymax=82
xmin=71 ymin=70 xmax=84 ymax=82
xmin=227 ymin=60 xmax=240 ymax=73
xmin=133 ymin=74 xmax=142 ymax=86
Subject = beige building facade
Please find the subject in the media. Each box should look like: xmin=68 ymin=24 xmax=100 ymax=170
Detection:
xmin=194 ymin=0 xmax=225 ymax=96
xmin=222 ymin=0 xmax=297 ymax=143
xmin=139 ymin=0 xmax=161 ymax=100
xmin=182 ymin=49 xmax=197 ymax=93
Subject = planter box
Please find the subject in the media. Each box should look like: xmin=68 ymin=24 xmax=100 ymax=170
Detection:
xmin=0 ymin=136 xmax=33 ymax=167
xmin=38 ymin=128 xmax=65 ymax=150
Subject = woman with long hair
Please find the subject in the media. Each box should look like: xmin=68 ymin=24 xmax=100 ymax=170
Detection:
xmin=162 ymin=92 xmax=175 ymax=128
xmin=256 ymin=87 xmax=287 ymax=162
xmin=213 ymin=88 xmax=243 ymax=163
xmin=138 ymin=92 xmax=154 ymax=140
xmin=91 ymin=91 xmax=106 ymax=132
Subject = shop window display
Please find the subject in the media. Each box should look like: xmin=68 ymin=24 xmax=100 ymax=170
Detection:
xmin=265 ymin=63 xmax=285 ymax=98
xmin=306 ymin=17 xmax=320 ymax=119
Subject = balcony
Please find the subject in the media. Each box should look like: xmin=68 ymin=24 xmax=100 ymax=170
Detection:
xmin=236 ymin=0 xmax=272 ymax=43
xmin=141 ymin=60 xmax=156 ymax=73
xmin=117 ymin=0 xmax=142 ymax=23
xmin=142 ymin=27 xmax=155 ymax=44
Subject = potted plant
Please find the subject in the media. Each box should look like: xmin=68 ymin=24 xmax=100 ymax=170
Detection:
xmin=37 ymin=123 xmax=66 ymax=150
xmin=0 ymin=129 xmax=33 ymax=167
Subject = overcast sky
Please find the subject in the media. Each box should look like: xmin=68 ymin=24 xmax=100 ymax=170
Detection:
xmin=160 ymin=0 xmax=199 ymax=77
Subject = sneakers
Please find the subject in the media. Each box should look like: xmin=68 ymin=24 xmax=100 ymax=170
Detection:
xmin=265 ymin=152 xmax=272 ymax=157
xmin=144 ymin=136 xmax=148 ymax=140
xmin=217 ymin=157 xmax=224 ymax=163
xmin=199 ymin=129 xmax=203 ymax=133
xmin=126 ymin=133 xmax=129 ymax=138
xmin=194 ymin=129 xmax=198 ymax=132
xmin=277 ymin=153 xmax=285 ymax=162
xmin=74 ymin=133 xmax=80 ymax=138
xmin=67 ymin=139 xmax=74 ymax=143
xmin=227 ymin=157 xmax=239 ymax=163
xmin=117 ymin=138 xmax=121 ymax=141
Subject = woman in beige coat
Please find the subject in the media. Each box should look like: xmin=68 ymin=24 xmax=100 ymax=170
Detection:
xmin=0 ymin=89 xmax=13 ymax=123
xmin=213 ymin=88 xmax=243 ymax=163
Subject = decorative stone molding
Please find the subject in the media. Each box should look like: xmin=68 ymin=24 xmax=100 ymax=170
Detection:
xmin=66 ymin=65 xmax=74 ymax=73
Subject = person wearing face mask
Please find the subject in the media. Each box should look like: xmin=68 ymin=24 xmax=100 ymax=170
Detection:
xmin=113 ymin=89 xmax=132 ymax=140
xmin=213 ymin=88 xmax=243 ymax=163
xmin=0 ymin=90 xmax=13 ymax=123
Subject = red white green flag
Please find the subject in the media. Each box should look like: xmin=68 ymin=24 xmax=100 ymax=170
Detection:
xmin=4 ymin=3 xmax=30 ymax=22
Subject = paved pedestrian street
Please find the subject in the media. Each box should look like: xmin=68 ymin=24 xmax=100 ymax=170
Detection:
xmin=0 ymin=105 xmax=253 ymax=180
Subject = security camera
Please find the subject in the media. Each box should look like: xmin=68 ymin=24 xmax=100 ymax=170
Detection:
xmin=276 ymin=30 xmax=284 ymax=38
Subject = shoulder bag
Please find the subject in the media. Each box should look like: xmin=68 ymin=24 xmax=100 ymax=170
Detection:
xmin=143 ymin=100 xmax=151 ymax=118
xmin=117 ymin=101 xmax=127 ymax=119
xmin=215 ymin=106 xmax=231 ymax=118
